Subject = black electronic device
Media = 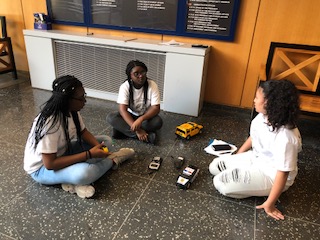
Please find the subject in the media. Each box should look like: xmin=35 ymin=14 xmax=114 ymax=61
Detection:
xmin=192 ymin=44 xmax=208 ymax=48
xmin=211 ymin=144 xmax=232 ymax=151
xmin=172 ymin=156 xmax=185 ymax=169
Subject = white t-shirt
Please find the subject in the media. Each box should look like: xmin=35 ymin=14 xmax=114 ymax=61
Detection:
xmin=250 ymin=113 xmax=302 ymax=186
xmin=117 ymin=79 xmax=160 ymax=116
xmin=24 ymin=112 xmax=85 ymax=174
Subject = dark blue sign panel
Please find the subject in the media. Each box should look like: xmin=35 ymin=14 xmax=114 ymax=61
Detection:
xmin=47 ymin=0 xmax=241 ymax=41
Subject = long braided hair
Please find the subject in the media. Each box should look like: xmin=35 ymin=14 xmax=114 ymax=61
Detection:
xmin=125 ymin=60 xmax=149 ymax=109
xmin=32 ymin=75 xmax=83 ymax=152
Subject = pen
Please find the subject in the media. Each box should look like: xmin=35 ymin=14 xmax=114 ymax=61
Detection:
xmin=220 ymin=151 xmax=232 ymax=155
xmin=124 ymin=38 xmax=137 ymax=42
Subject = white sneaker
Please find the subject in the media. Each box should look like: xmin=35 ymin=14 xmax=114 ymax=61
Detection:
xmin=61 ymin=184 xmax=76 ymax=193
xmin=108 ymin=148 xmax=135 ymax=169
xmin=74 ymin=185 xmax=95 ymax=198
xmin=62 ymin=184 xmax=95 ymax=198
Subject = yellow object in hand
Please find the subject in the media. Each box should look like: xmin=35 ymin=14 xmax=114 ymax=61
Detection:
xmin=101 ymin=146 xmax=109 ymax=153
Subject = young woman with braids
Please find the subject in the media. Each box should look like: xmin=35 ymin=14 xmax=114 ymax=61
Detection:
xmin=107 ymin=60 xmax=163 ymax=144
xmin=209 ymin=80 xmax=302 ymax=220
xmin=24 ymin=75 xmax=135 ymax=198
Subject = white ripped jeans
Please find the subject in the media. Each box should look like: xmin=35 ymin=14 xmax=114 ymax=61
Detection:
xmin=209 ymin=151 xmax=289 ymax=199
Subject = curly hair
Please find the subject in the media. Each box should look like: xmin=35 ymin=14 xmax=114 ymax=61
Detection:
xmin=32 ymin=75 xmax=83 ymax=150
xmin=260 ymin=80 xmax=300 ymax=131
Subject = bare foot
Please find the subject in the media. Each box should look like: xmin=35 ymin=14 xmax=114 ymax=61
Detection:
xmin=136 ymin=129 xmax=148 ymax=142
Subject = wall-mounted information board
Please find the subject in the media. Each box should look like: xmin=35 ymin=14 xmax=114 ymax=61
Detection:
xmin=46 ymin=0 xmax=241 ymax=41
xmin=91 ymin=0 xmax=178 ymax=31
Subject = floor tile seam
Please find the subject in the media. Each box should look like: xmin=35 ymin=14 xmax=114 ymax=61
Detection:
xmin=253 ymin=197 xmax=320 ymax=226
xmin=0 ymin=231 xmax=16 ymax=240
xmin=1 ymin=213 xmax=23 ymax=240
xmin=122 ymin=170 xmax=256 ymax=209
xmin=132 ymin=139 xmax=185 ymax=184
xmin=253 ymin=200 xmax=257 ymax=240
xmin=122 ymin=171 xmax=159 ymax=181
xmin=184 ymin=188 xmax=320 ymax=227
xmin=139 ymin=177 xmax=228 ymax=200
xmin=195 ymin=189 xmax=257 ymax=209
xmin=111 ymin=171 xmax=155 ymax=240
xmin=121 ymin=171 xmax=219 ymax=198
xmin=96 ymin=127 xmax=111 ymax=136
xmin=125 ymin=134 xmax=258 ymax=211
xmin=164 ymin=137 xmax=183 ymax=158
xmin=120 ymin=138 xmax=180 ymax=180
xmin=0 ymin=183 xmax=36 ymax=211
xmin=120 ymin=137 xmax=257 ymax=210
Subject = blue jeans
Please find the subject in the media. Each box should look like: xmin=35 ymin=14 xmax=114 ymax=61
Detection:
xmin=30 ymin=135 xmax=114 ymax=185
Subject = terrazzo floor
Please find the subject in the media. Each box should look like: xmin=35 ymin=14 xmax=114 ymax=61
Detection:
xmin=0 ymin=73 xmax=319 ymax=239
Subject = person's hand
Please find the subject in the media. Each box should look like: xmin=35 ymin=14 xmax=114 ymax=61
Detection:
xmin=89 ymin=143 xmax=111 ymax=158
xmin=256 ymin=202 xmax=284 ymax=220
xmin=130 ymin=117 xmax=143 ymax=132
xmin=135 ymin=129 xmax=148 ymax=142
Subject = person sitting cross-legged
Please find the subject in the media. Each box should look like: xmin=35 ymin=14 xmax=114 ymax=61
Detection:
xmin=24 ymin=75 xmax=135 ymax=199
xmin=107 ymin=60 xmax=163 ymax=144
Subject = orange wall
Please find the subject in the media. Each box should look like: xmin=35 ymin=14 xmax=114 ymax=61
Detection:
xmin=0 ymin=0 xmax=27 ymax=71
xmin=241 ymin=0 xmax=320 ymax=107
xmin=2 ymin=0 xmax=320 ymax=109
xmin=0 ymin=0 xmax=47 ymax=71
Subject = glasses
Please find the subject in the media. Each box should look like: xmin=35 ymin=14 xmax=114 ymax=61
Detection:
xmin=72 ymin=93 xmax=87 ymax=101
xmin=131 ymin=71 xmax=147 ymax=77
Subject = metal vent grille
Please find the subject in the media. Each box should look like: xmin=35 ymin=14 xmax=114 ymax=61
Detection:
xmin=54 ymin=40 xmax=166 ymax=101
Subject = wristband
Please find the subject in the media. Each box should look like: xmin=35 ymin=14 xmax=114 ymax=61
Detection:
xmin=88 ymin=150 xmax=92 ymax=159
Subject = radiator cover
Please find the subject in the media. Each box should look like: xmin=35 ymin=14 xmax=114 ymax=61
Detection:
xmin=54 ymin=40 xmax=165 ymax=101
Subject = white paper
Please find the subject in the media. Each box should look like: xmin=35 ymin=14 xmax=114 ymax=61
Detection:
xmin=159 ymin=39 xmax=184 ymax=46
xmin=204 ymin=139 xmax=237 ymax=156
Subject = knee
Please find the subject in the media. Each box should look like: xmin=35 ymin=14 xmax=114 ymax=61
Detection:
xmin=157 ymin=116 xmax=163 ymax=129
xmin=213 ymin=170 xmax=249 ymax=199
xmin=213 ymin=175 xmax=223 ymax=193
xmin=77 ymin=172 xmax=92 ymax=185
xmin=68 ymin=168 xmax=92 ymax=185
xmin=208 ymin=160 xmax=216 ymax=175
xmin=95 ymin=135 xmax=111 ymax=142
xmin=151 ymin=115 xmax=163 ymax=129
xmin=209 ymin=158 xmax=224 ymax=176
xmin=106 ymin=111 xmax=118 ymax=125
xmin=213 ymin=173 xmax=230 ymax=197
xmin=142 ymin=115 xmax=163 ymax=131
xmin=95 ymin=135 xmax=112 ymax=148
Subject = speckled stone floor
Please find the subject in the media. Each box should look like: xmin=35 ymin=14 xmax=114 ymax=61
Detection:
xmin=0 ymin=73 xmax=319 ymax=239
